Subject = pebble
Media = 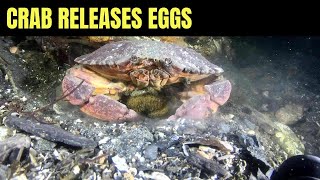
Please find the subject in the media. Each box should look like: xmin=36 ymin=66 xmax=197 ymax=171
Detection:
xmin=145 ymin=172 xmax=171 ymax=180
xmin=20 ymin=96 xmax=27 ymax=102
xmin=112 ymin=155 xmax=129 ymax=172
xmin=262 ymin=91 xmax=269 ymax=97
xmin=11 ymin=112 xmax=19 ymax=116
xmin=129 ymin=168 xmax=137 ymax=176
xmin=139 ymin=157 xmax=145 ymax=163
xmin=98 ymin=137 xmax=110 ymax=145
xmin=275 ymin=103 xmax=304 ymax=125
xmin=144 ymin=144 xmax=159 ymax=160
xmin=33 ymin=138 xmax=56 ymax=152
xmin=53 ymin=104 xmax=65 ymax=115
xmin=0 ymin=126 xmax=14 ymax=141
xmin=227 ymin=114 xmax=235 ymax=119
xmin=53 ymin=150 xmax=62 ymax=161
xmin=74 ymin=119 xmax=82 ymax=124
xmin=9 ymin=46 xmax=18 ymax=54
xmin=0 ymin=105 xmax=5 ymax=110
xmin=72 ymin=165 xmax=81 ymax=175
xmin=261 ymin=104 xmax=269 ymax=111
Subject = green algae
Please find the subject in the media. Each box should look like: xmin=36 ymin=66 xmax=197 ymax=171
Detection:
xmin=273 ymin=122 xmax=305 ymax=157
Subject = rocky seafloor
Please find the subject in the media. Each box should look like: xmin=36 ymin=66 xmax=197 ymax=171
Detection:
xmin=0 ymin=36 xmax=319 ymax=180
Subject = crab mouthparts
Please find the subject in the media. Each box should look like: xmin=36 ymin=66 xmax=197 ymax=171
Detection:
xmin=130 ymin=68 xmax=170 ymax=89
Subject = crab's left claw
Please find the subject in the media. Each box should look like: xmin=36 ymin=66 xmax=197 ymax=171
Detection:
xmin=168 ymin=80 xmax=232 ymax=120
xmin=80 ymin=95 xmax=141 ymax=122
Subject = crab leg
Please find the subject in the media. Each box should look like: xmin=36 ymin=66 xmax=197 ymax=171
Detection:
xmin=168 ymin=79 xmax=232 ymax=120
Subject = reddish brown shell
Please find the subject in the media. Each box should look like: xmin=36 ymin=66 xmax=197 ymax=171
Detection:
xmin=75 ymin=40 xmax=224 ymax=76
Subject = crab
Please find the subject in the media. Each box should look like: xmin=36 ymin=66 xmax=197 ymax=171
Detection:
xmin=61 ymin=40 xmax=232 ymax=122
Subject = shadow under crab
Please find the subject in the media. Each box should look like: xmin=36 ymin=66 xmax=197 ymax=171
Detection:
xmin=61 ymin=40 xmax=232 ymax=122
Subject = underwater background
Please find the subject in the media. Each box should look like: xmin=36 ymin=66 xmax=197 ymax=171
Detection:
xmin=0 ymin=36 xmax=319 ymax=179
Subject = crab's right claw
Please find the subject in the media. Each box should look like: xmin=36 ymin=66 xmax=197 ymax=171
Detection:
xmin=168 ymin=80 xmax=232 ymax=120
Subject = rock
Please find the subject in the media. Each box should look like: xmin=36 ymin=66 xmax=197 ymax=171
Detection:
xmin=0 ymin=165 xmax=9 ymax=180
xmin=100 ymin=126 xmax=154 ymax=159
xmin=144 ymin=144 xmax=159 ymax=160
xmin=0 ymin=133 xmax=31 ymax=163
xmin=273 ymin=122 xmax=305 ymax=157
xmin=32 ymin=138 xmax=57 ymax=152
xmin=112 ymin=155 xmax=129 ymax=172
xmin=275 ymin=104 xmax=304 ymax=125
xmin=144 ymin=172 xmax=171 ymax=180
xmin=0 ymin=126 xmax=14 ymax=141
xmin=4 ymin=116 xmax=97 ymax=148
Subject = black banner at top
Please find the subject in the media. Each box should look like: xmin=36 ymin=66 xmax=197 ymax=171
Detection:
xmin=0 ymin=0 xmax=319 ymax=36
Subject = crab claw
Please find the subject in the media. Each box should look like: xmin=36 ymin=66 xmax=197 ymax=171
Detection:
xmin=61 ymin=69 xmax=141 ymax=123
xmin=168 ymin=80 xmax=232 ymax=120
xmin=80 ymin=95 xmax=141 ymax=122
xmin=62 ymin=75 xmax=95 ymax=105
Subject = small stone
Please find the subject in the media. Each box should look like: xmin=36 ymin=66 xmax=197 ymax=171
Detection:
xmin=275 ymin=103 xmax=304 ymax=125
xmin=11 ymin=173 xmax=28 ymax=180
xmin=98 ymin=137 xmax=110 ymax=145
xmin=74 ymin=119 xmax=82 ymax=123
xmin=131 ymin=158 xmax=136 ymax=163
xmin=148 ymin=172 xmax=170 ymax=180
xmin=11 ymin=112 xmax=19 ymax=116
xmin=5 ymin=89 xmax=11 ymax=94
xmin=128 ymin=168 xmax=137 ymax=176
xmin=102 ymin=168 xmax=112 ymax=179
xmin=138 ymin=170 xmax=144 ymax=177
xmin=247 ymin=130 xmax=255 ymax=135
xmin=139 ymin=157 xmax=145 ymax=163
xmin=53 ymin=104 xmax=65 ymax=115
xmin=113 ymin=171 xmax=122 ymax=179
xmin=112 ymin=155 xmax=129 ymax=172
xmin=0 ymin=126 xmax=14 ymax=141
xmin=217 ymin=154 xmax=235 ymax=161
xmin=262 ymin=91 xmax=269 ymax=97
xmin=20 ymin=96 xmax=27 ymax=102
xmin=261 ymin=104 xmax=269 ymax=111
xmin=227 ymin=114 xmax=235 ymax=119
xmin=72 ymin=165 xmax=81 ymax=175
xmin=156 ymin=132 xmax=166 ymax=139
xmin=53 ymin=150 xmax=62 ymax=161
xmin=144 ymin=144 xmax=159 ymax=160
xmin=32 ymin=138 xmax=56 ymax=152
xmin=0 ymin=165 xmax=9 ymax=180
xmin=9 ymin=46 xmax=19 ymax=54
xmin=123 ymin=172 xmax=134 ymax=180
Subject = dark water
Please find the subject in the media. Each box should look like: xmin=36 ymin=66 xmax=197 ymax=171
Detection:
xmin=234 ymin=36 xmax=320 ymax=91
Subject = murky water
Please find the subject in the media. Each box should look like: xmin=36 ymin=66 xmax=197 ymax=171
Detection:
xmin=1 ymin=36 xmax=320 ymax=179
xmin=226 ymin=37 xmax=320 ymax=156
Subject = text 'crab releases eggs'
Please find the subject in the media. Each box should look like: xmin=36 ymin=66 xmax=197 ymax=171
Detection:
xmin=62 ymin=39 xmax=232 ymax=122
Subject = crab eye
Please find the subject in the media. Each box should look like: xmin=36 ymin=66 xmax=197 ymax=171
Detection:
xmin=164 ymin=58 xmax=172 ymax=66
xmin=131 ymin=55 xmax=139 ymax=64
